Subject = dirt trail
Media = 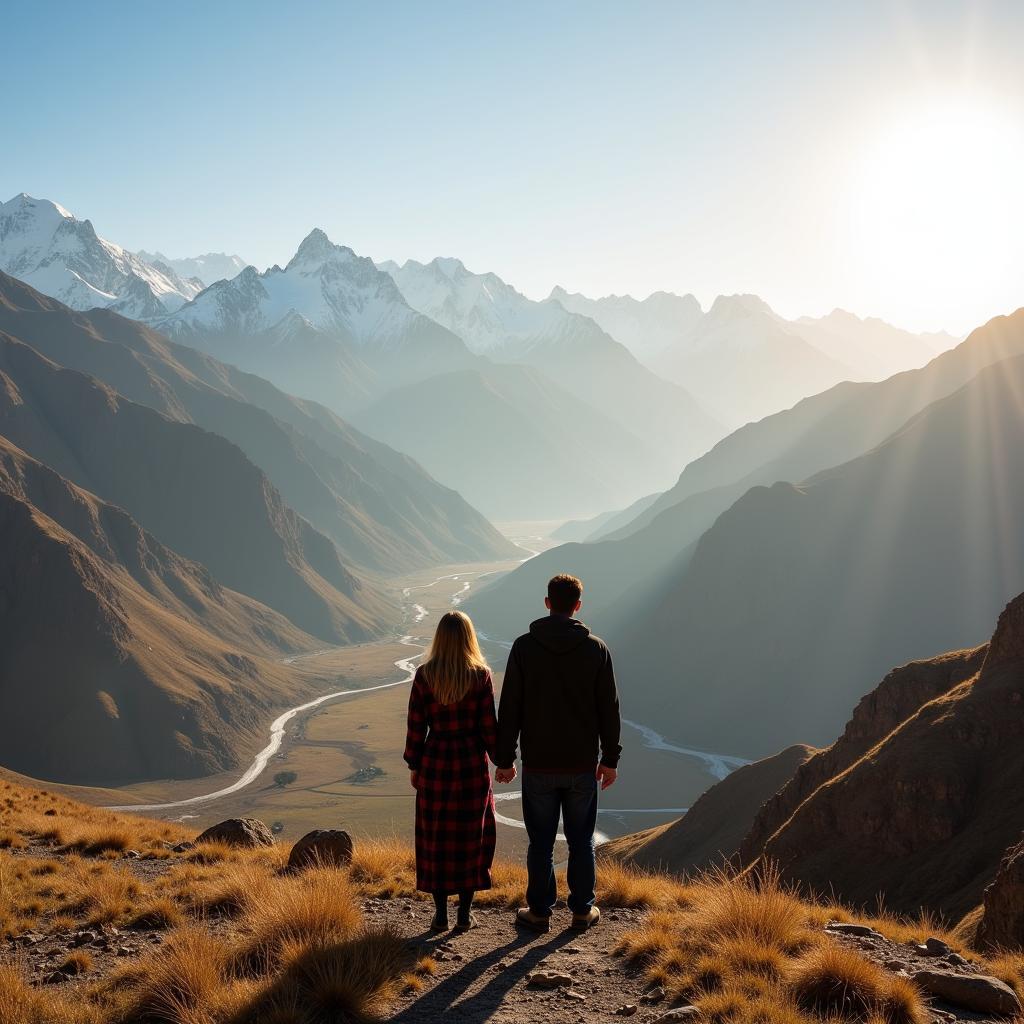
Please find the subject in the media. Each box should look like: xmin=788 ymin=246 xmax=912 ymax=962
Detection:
xmin=372 ymin=898 xmax=651 ymax=1024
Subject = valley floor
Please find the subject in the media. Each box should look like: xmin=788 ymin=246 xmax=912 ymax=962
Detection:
xmin=42 ymin=524 xmax=734 ymax=851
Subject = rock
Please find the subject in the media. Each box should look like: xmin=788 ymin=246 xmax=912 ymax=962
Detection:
xmin=978 ymin=834 xmax=1024 ymax=952
xmin=642 ymin=987 xmax=668 ymax=1004
xmin=123 ymin=849 xmax=140 ymax=859
xmin=196 ymin=818 xmax=275 ymax=848
xmin=15 ymin=932 xmax=45 ymax=946
xmin=944 ymin=953 xmax=970 ymax=968
xmin=44 ymin=971 xmax=68 ymax=985
xmin=912 ymin=970 xmax=1021 ymax=1017
xmin=527 ymin=971 xmax=574 ymax=989
xmin=287 ymin=828 xmax=353 ymax=870
xmin=655 ymin=1009 xmax=702 ymax=1022
xmin=914 ymin=936 xmax=951 ymax=956
xmin=565 ymin=991 xmax=586 ymax=1001
xmin=171 ymin=841 xmax=194 ymax=853
xmin=70 ymin=930 xmax=99 ymax=947
xmin=616 ymin=1006 xmax=639 ymax=1017
xmin=826 ymin=922 xmax=884 ymax=939
xmin=116 ymin=946 xmax=133 ymax=956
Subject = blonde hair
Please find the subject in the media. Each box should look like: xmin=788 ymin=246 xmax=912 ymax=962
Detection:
xmin=422 ymin=611 xmax=489 ymax=704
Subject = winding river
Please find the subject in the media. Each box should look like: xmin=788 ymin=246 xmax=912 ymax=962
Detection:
xmin=106 ymin=551 xmax=749 ymax=823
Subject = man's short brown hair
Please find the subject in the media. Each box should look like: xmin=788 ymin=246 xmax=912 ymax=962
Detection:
xmin=548 ymin=573 xmax=583 ymax=614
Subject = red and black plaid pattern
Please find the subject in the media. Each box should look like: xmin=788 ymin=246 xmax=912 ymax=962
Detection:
xmin=404 ymin=667 xmax=498 ymax=894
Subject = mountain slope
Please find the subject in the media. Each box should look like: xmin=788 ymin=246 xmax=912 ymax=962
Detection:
xmin=611 ymin=307 xmax=1024 ymax=543
xmin=611 ymin=349 xmax=1024 ymax=757
xmin=743 ymin=593 xmax=1024 ymax=921
xmin=0 ymin=271 xmax=516 ymax=571
xmin=600 ymin=744 xmax=815 ymax=875
xmin=0 ymin=193 xmax=201 ymax=318
xmin=383 ymin=256 xmax=724 ymax=473
xmin=0 ymin=435 xmax=319 ymax=785
xmin=0 ymin=332 xmax=390 ymax=642
xmin=350 ymin=365 xmax=669 ymax=519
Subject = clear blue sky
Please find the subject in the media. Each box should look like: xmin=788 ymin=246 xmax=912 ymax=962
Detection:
xmin=4 ymin=0 xmax=1024 ymax=333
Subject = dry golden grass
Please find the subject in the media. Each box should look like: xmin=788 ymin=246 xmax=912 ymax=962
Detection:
xmin=0 ymin=961 xmax=103 ymax=1024
xmin=617 ymin=867 xmax=928 ymax=1024
xmin=58 ymin=949 xmax=94 ymax=976
xmin=788 ymin=944 xmax=924 ymax=1024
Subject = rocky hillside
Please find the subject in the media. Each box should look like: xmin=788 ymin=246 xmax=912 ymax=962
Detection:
xmin=601 ymin=745 xmax=815 ymax=874
xmin=743 ymin=592 xmax=1024 ymax=922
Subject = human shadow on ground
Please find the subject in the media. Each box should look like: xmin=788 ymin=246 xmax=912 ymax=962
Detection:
xmin=391 ymin=924 xmax=579 ymax=1020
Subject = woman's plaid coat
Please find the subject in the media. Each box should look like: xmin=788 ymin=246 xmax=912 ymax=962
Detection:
xmin=404 ymin=667 xmax=499 ymax=894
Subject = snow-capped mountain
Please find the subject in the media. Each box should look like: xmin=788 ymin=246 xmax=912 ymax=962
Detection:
xmin=381 ymin=256 xmax=619 ymax=358
xmin=136 ymin=250 xmax=248 ymax=288
xmin=0 ymin=194 xmax=202 ymax=318
xmin=550 ymin=286 xmax=704 ymax=361
xmin=165 ymin=230 xmax=464 ymax=352
xmin=158 ymin=230 xmax=472 ymax=413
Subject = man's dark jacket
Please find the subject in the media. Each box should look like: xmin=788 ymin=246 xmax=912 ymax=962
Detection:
xmin=496 ymin=615 xmax=622 ymax=772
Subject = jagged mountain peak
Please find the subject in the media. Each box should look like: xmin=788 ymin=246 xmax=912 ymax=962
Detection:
xmin=0 ymin=194 xmax=202 ymax=318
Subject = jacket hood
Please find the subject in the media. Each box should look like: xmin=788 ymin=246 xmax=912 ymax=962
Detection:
xmin=529 ymin=615 xmax=591 ymax=654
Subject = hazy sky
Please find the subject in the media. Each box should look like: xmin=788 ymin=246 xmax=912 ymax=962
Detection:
xmin=4 ymin=0 xmax=1024 ymax=334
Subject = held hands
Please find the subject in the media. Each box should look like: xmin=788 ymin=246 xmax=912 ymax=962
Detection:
xmin=596 ymin=764 xmax=618 ymax=790
xmin=494 ymin=765 xmax=517 ymax=784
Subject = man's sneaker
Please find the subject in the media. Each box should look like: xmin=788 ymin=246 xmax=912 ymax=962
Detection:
xmin=570 ymin=906 xmax=601 ymax=931
xmin=515 ymin=907 xmax=551 ymax=933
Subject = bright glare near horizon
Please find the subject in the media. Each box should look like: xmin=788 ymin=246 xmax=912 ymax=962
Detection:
xmin=3 ymin=0 xmax=1024 ymax=335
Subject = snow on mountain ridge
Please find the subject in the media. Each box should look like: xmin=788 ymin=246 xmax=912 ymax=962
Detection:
xmin=161 ymin=229 xmax=466 ymax=356
xmin=0 ymin=193 xmax=201 ymax=319
xmin=381 ymin=255 xmax=633 ymax=358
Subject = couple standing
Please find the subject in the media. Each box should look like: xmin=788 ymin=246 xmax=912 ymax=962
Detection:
xmin=404 ymin=573 xmax=621 ymax=934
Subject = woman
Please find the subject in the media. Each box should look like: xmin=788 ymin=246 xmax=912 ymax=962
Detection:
xmin=404 ymin=610 xmax=499 ymax=932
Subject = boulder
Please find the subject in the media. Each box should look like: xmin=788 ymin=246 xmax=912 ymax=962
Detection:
xmin=912 ymin=971 xmax=1021 ymax=1017
xmin=195 ymin=818 xmax=275 ymax=848
xmin=287 ymin=829 xmax=354 ymax=871
xmin=978 ymin=834 xmax=1024 ymax=951
xmin=654 ymin=1009 xmax=702 ymax=1023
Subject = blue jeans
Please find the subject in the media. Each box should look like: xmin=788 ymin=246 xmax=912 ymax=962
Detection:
xmin=521 ymin=771 xmax=598 ymax=916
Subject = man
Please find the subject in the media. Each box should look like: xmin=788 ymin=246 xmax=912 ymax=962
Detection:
xmin=494 ymin=573 xmax=622 ymax=932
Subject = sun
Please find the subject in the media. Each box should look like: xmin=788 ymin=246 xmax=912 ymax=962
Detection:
xmin=843 ymin=93 xmax=1024 ymax=331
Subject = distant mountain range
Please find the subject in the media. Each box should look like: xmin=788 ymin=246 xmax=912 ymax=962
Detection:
xmin=153 ymin=231 xmax=722 ymax=514
xmin=467 ymin=306 xmax=1024 ymax=755
xmin=554 ymin=286 xmax=957 ymax=427
xmin=379 ymin=257 xmax=722 ymax=485
xmin=136 ymin=250 xmax=248 ymax=288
